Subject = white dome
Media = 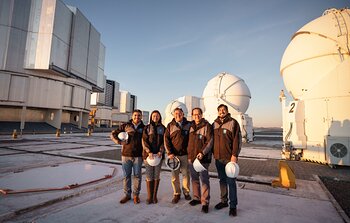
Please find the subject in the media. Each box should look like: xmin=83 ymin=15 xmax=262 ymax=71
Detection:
xmin=202 ymin=72 xmax=251 ymax=123
xmin=164 ymin=100 xmax=189 ymax=125
xmin=280 ymin=8 xmax=350 ymax=100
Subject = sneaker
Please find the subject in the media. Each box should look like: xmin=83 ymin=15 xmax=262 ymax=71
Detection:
xmin=229 ymin=208 xmax=237 ymax=217
xmin=201 ymin=205 xmax=209 ymax=213
xmin=184 ymin=194 xmax=192 ymax=200
xmin=133 ymin=195 xmax=140 ymax=204
xmin=189 ymin=199 xmax=201 ymax=206
xmin=214 ymin=202 xmax=228 ymax=210
xmin=172 ymin=195 xmax=181 ymax=204
xmin=120 ymin=196 xmax=131 ymax=204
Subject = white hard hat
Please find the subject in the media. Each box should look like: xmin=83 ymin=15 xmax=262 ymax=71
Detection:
xmin=166 ymin=156 xmax=180 ymax=170
xmin=225 ymin=162 xmax=239 ymax=178
xmin=146 ymin=155 xmax=161 ymax=167
xmin=118 ymin=132 xmax=129 ymax=141
xmin=193 ymin=158 xmax=206 ymax=172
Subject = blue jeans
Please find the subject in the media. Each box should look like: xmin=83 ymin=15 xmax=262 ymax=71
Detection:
xmin=215 ymin=159 xmax=237 ymax=208
xmin=122 ymin=156 xmax=143 ymax=197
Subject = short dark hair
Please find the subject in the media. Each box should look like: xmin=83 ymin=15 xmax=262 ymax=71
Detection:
xmin=173 ymin=107 xmax=183 ymax=113
xmin=217 ymin=104 xmax=228 ymax=111
xmin=132 ymin=109 xmax=142 ymax=115
xmin=192 ymin=107 xmax=203 ymax=115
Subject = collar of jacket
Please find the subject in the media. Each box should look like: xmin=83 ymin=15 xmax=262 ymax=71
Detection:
xmin=171 ymin=117 xmax=188 ymax=127
xmin=191 ymin=118 xmax=207 ymax=131
xmin=214 ymin=113 xmax=232 ymax=125
xmin=150 ymin=121 xmax=162 ymax=127
xmin=127 ymin=119 xmax=145 ymax=129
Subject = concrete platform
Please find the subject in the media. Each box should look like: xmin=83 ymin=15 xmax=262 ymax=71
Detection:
xmin=0 ymin=133 xmax=348 ymax=222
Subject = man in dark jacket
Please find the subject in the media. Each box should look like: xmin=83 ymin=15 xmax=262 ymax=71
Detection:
xmin=187 ymin=108 xmax=213 ymax=213
xmin=111 ymin=109 xmax=145 ymax=204
xmin=164 ymin=107 xmax=191 ymax=204
xmin=212 ymin=104 xmax=241 ymax=217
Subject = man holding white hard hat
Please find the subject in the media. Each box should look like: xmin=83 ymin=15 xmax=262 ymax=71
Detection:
xmin=212 ymin=104 xmax=242 ymax=217
xmin=111 ymin=109 xmax=145 ymax=204
xmin=164 ymin=107 xmax=192 ymax=204
xmin=187 ymin=107 xmax=213 ymax=213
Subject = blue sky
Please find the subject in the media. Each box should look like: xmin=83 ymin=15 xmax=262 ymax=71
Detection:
xmin=63 ymin=0 xmax=349 ymax=127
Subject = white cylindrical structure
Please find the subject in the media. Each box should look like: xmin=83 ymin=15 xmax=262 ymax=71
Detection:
xmin=280 ymin=8 xmax=350 ymax=166
xmin=202 ymin=72 xmax=251 ymax=123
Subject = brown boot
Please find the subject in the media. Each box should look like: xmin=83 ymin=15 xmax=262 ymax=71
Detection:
xmin=134 ymin=195 xmax=140 ymax=204
xmin=146 ymin=180 xmax=154 ymax=204
xmin=153 ymin=179 xmax=160 ymax=203
xmin=120 ymin=195 xmax=131 ymax=204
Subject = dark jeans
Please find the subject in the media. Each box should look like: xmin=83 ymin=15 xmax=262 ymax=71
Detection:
xmin=215 ymin=159 xmax=237 ymax=208
xmin=189 ymin=162 xmax=210 ymax=205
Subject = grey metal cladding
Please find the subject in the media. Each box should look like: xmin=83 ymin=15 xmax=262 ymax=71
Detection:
xmin=50 ymin=0 xmax=73 ymax=70
xmin=11 ymin=0 xmax=31 ymax=31
xmin=69 ymin=8 xmax=90 ymax=79
xmin=0 ymin=0 xmax=13 ymax=26
xmin=50 ymin=35 xmax=70 ymax=70
xmin=6 ymin=27 xmax=27 ymax=71
xmin=98 ymin=42 xmax=105 ymax=70
xmin=53 ymin=0 xmax=73 ymax=45
xmin=0 ymin=26 xmax=10 ymax=69
xmin=86 ymin=24 xmax=100 ymax=85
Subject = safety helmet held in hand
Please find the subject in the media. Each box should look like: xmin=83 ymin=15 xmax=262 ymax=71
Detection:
xmin=165 ymin=156 xmax=180 ymax=170
xmin=146 ymin=155 xmax=161 ymax=166
xmin=117 ymin=132 xmax=128 ymax=141
xmin=193 ymin=158 xmax=206 ymax=172
xmin=225 ymin=162 xmax=239 ymax=178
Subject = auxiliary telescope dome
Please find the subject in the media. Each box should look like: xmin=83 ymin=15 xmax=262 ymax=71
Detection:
xmin=202 ymin=72 xmax=251 ymax=123
xmin=280 ymin=8 xmax=350 ymax=100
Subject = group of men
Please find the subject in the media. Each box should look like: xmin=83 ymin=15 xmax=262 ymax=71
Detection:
xmin=111 ymin=104 xmax=241 ymax=217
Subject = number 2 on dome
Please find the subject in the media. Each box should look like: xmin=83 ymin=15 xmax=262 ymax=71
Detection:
xmin=289 ymin=103 xmax=295 ymax=113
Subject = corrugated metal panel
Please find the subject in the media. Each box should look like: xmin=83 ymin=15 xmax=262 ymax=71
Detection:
xmin=72 ymin=86 xmax=85 ymax=108
xmin=105 ymin=81 xmax=113 ymax=106
xmin=85 ymin=89 xmax=91 ymax=110
xmin=50 ymin=0 xmax=72 ymax=70
xmin=96 ymin=67 xmax=105 ymax=89
xmin=113 ymin=81 xmax=120 ymax=109
xmin=6 ymin=27 xmax=27 ymax=71
xmin=86 ymin=24 xmax=100 ymax=85
xmin=11 ymin=0 xmax=31 ymax=31
xmin=27 ymin=77 xmax=63 ymax=109
xmin=50 ymin=36 xmax=70 ymax=70
xmin=9 ymin=75 xmax=27 ymax=102
xmin=52 ymin=0 xmax=72 ymax=46
xmin=0 ymin=26 xmax=10 ymax=69
xmin=98 ymin=42 xmax=105 ymax=70
xmin=0 ymin=0 xmax=13 ymax=26
xmin=63 ymin=84 xmax=73 ymax=107
xmin=24 ymin=0 xmax=55 ymax=69
xmin=69 ymin=9 xmax=89 ymax=79
xmin=0 ymin=73 xmax=10 ymax=100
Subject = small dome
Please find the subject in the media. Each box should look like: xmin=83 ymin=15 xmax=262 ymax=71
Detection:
xmin=202 ymin=72 xmax=251 ymax=123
